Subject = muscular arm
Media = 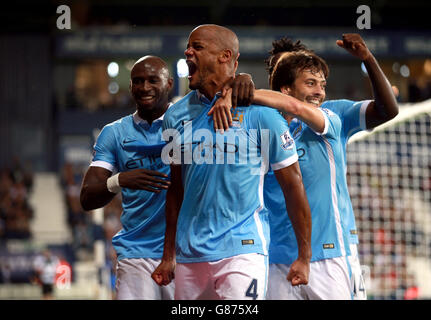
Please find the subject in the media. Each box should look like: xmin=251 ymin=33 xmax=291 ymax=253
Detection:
xmin=80 ymin=166 xmax=117 ymax=211
xmin=152 ymin=164 xmax=183 ymax=286
xmin=80 ymin=166 xmax=170 ymax=211
xmin=363 ymin=54 xmax=399 ymax=129
xmin=336 ymin=33 xmax=399 ymax=129
xmin=253 ymin=89 xmax=326 ymax=133
xmin=210 ymin=88 xmax=325 ymax=133
xmin=274 ymin=162 xmax=312 ymax=285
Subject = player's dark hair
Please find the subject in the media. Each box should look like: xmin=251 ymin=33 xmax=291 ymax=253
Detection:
xmin=265 ymin=37 xmax=329 ymax=91
xmin=265 ymin=37 xmax=309 ymax=76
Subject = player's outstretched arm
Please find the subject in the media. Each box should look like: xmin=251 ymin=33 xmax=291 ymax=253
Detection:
xmin=336 ymin=33 xmax=399 ymax=129
xmin=274 ymin=162 xmax=312 ymax=286
xmin=80 ymin=166 xmax=170 ymax=211
xmin=152 ymin=164 xmax=183 ymax=286
xmin=210 ymin=88 xmax=326 ymax=133
xmin=253 ymin=89 xmax=326 ymax=133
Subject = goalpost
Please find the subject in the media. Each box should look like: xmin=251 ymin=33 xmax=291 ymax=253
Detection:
xmin=346 ymin=99 xmax=431 ymax=299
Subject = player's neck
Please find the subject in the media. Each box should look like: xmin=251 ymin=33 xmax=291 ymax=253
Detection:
xmin=137 ymin=103 xmax=168 ymax=125
xmin=200 ymin=74 xmax=232 ymax=101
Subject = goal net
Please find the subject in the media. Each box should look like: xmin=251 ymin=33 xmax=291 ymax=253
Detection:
xmin=347 ymin=99 xmax=431 ymax=300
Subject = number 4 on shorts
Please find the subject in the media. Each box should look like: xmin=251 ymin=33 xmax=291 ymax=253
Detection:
xmin=245 ymin=278 xmax=258 ymax=300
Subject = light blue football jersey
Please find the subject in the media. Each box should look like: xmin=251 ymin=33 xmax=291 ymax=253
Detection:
xmin=162 ymin=90 xmax=298 ymax=263
xmin=91 ymin=112 xmax=170 ymax=261
xmin=323 ymin=99 xmax=371 ymax=245
xmin=266 ymin=107 xmax=351 ymax=265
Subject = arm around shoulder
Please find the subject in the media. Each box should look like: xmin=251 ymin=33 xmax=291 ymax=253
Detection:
xmin=253 ymin=89 xmax=326 ymax=133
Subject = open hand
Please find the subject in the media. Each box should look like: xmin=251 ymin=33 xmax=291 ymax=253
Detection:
xmin=208 ymin=88 xmax=233 ymax=133
xmin=119 ymin=169 xmax=170 ymax=192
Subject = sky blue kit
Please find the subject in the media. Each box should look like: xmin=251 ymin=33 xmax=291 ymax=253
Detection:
xmin=266 ymin=99 xmax=370 ymax=265
xmin=91 ymin=112 xmax=170 ymax=260
xmin=162 ymin=90 xmax=298 ymax=263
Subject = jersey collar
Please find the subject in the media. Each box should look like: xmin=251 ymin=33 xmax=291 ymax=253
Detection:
xmin=196 ymin=90 xmax=222 ymax=106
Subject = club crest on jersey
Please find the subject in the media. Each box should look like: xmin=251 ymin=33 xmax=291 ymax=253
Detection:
xmin=280 ymin=130 xmax=294 ymax=150
xmin=231 ymin=109 xmax=245 ymax=123
xmin=291 ymin=123 xmax=303 ymax=140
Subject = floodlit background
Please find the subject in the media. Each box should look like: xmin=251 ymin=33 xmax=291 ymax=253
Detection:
xmin=0 ymin=0 xmax=430 ymax=299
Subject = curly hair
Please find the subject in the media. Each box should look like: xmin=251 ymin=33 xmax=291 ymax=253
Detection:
xmin=264 ymin=37 xmax=309 ymax=75
xmin=265 ymin=37 xmax=329 ymax=91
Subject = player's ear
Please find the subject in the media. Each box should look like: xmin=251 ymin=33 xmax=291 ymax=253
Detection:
xmin=219 ymin=49 xmax=232 ymax=64
xmin=167 ymin=77 xmax=174 ymax=91
xmin=280 ymin=86 xmax=292 ymax=95
xmin=129 ymin=80 xmax=132 ymax=93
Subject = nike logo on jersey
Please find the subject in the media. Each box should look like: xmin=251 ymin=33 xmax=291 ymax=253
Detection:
xmin=123 ymin=139 xmax=137 ymax=144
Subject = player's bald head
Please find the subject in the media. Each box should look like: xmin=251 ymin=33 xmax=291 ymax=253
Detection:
xmin=132 ymin=55 xmax=170 ymax=79
xmin=190 ymin=24 xmax=239 ymax=64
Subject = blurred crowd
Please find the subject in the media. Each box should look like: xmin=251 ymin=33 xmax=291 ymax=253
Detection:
xmin=408 ymin=79 xmax=431 ymax=103
xmin=61 ymin=162 xmax=122 ymax=288
xmin=0 ymin=158 xmax=34 ymax=240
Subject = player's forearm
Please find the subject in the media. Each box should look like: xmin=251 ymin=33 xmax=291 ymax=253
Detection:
xmin=284 ymin=186 xmax=312 ymax=261
xmin=161 ymin=181 xmax=183 ymax=262
xmin=363 ymin=54 xmax=399 ymax=123
xmin=275 ymin=164 xmax=312 ymax=261
xmin=254 ymin=89 xmax=325 ymax=133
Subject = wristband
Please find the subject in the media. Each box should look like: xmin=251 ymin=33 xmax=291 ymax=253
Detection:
xmin=107 ymin=173 xmax=121 ymax=194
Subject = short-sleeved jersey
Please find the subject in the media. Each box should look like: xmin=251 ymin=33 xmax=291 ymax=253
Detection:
xmin=162 ymin=90 xmax=298 ymax=263
xmin=266 ymin=107 xmax=351 ymax=265
xmin=322 ymin=99 xmax=371 ymax=245
xmin=91 ymin=112 xmax=170 ymax=261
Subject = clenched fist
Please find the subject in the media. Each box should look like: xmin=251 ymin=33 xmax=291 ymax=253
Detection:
xmin=336 ymin=33 xmax=371 ymax=61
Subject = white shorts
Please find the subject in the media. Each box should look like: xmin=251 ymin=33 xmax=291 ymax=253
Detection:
xmin=348 ymin=243 xmax=367 ymax=300
xmin=175 ymin=253 xmax=268 ymax=300
xmin=267 ymin=257 xmax=351 ymax=300
xmin=115 ymin=258 xmax=175 ymax=300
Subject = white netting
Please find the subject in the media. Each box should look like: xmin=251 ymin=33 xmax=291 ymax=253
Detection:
xmin=347 ymin=99 xmax=431 ymax=299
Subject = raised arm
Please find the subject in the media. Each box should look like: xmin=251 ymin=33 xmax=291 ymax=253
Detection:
xmin=336 ymin=33 xmax=399 ymax=129
xmin=80 ymin=166 xmax=170 ymax=211
xmin=273 ymin=162 xmax=312 ymax=285
xmin=152 ymin=164 xmax=183 ymax=286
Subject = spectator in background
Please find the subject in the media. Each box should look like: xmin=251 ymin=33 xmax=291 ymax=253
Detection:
xmin=0 ymin=161 xmax=34 ymax=240
xmin=32 ymin=248 xmax=60 ymax=300
xmin=62 ymin=162 xmax=94 ymax=256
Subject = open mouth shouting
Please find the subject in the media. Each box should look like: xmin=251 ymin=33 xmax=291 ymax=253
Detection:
xmin=186 ymin=60 xmax=197 ymax=79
